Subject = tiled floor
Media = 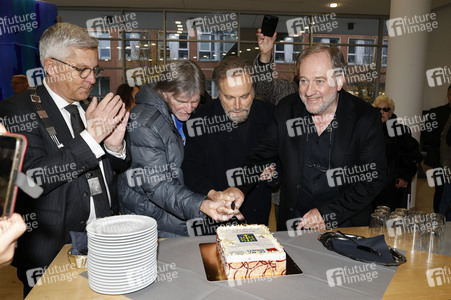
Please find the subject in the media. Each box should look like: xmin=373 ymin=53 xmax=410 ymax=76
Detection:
xmin=0 ymin=176 xmax=436 ymax=299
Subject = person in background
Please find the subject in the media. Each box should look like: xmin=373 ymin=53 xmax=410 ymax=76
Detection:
xmin=438 ymin=86 xmax=451 ymax=220
xmin=116 ymin=83 xmax=140 ymax=111
xmin=253 ymin=29 xmax=298 ymax=105
xmin=117 ymin=60 xmax=242 ymax=237
xmin=372 ymin=95 xmax=422 ymax=210
xmin=11 ymin=75 xmax=29 ymax=94
xmin=182 ymin=56 xmax=276 ymax=227
xmin=421 ymin=84 xmax=451 ymax=212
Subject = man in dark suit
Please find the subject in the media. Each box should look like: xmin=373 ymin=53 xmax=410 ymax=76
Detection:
xmin=0 ymin=23 xmax=129 ymax=296
xmin=182 ymin=56 xmax=275 ymax=227
xmin=232 ymin=45 xmax=387 ymax=231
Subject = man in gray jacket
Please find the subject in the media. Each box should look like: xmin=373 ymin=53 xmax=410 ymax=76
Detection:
xmin=117 ymin=60 xmax=241 ymax=237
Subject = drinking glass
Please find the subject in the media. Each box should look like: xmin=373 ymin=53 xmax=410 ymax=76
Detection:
xmin=369 ymin=212 xmax=387 ymax=236
xmin=421 ymin=226 xmax=443 ymax=255
xmin=386 ymin=214 xmax=405 ymax=248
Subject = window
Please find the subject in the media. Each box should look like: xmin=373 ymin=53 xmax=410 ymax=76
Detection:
xmin=274 ymin=36 xmax=300 ymax=63
xmin=313 ymin=37 xmax=340 ymax=44
xmin=98 ymin=39 xmax=111 ymax=60
xmin=382 ymin=40 xmax=388 ymax=66
xmin=348 ymin=39 xmax=375 ymax=65
xmin=91 ymin=77 xmax=110 ymax=97
xmin=57 ymin=10 xmax=387 ymax=102
xmin=198 ymin=33 xmax=234 ymax=61
xmin=167 ymin=33 xmax=189 ymax=60
xmin=274 ymin=43 xmax=285 ymax=62
xmin=87 ymin=31 xmax=111 ymax=60
xmin=119 ymin=32 xmax=151 ymax=61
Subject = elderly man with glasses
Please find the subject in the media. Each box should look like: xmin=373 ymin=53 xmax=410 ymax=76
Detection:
xmin=0 ymin=22 xmax=129 ymax=297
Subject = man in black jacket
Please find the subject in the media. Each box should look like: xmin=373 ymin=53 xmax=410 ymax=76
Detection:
xmin=0 ymin=23 xmax=129 ymax=296
xmin=235 ymin=45 xmax=387 ymax=231
xmin=422 ymin=84 xmax=451 ymax=212
xmin=182 ymin=56 xmax=275 ymax=227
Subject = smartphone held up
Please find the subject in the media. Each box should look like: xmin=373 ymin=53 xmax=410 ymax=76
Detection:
xmin=0 ymin=133 xmax=27 ymax=217
xmin=261 ymin=15 xmax=279 ymax=37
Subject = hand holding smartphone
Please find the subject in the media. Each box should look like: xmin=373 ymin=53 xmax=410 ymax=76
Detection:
xmin=0 ymin=133 xmax=27 ymax=217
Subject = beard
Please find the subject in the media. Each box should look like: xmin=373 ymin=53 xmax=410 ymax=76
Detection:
xmin=300 ymin=93 xmax=337 ymax=115
xmin=226 ymin=109 xmax=250 ymax=124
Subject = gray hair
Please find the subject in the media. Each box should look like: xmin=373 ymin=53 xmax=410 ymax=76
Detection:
xmin=154 ymin=60 xmax=205 ymax=98
xmin=39 ymin=22 xmax=98 ymax=67
xmin=298 ymin=44 xmax=347 ymax=71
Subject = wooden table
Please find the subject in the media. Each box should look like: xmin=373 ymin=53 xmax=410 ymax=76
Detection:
xmin=25 ymin=227 xmax=451 ymax=299
xmin=333 ymin=227 xmax=451 ymax=299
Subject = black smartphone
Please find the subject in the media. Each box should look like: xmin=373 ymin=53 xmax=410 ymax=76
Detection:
xmin=261 ymin=15 xmax=279 ymax=37
xmin=0 ymin=133 xmax=27 ymax=217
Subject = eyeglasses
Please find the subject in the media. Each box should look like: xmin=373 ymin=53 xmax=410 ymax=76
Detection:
xmin=51 ymin=57 xmax=104 ymax=79
xmin=377 ymin=107 xmax=391 ymax=112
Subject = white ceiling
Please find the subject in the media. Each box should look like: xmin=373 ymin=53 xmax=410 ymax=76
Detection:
xmin=42 ymin=0 xmax=451 ymax=16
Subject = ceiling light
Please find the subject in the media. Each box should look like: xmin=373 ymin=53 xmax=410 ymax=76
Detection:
xmin=175 ymin=21 xmax=181 ymax=24
xmin=329 ymin=3 xmax=338 ymax=8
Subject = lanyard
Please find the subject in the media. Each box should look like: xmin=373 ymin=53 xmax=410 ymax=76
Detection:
xmin=29 ymin=87 xmax=64 ymax=149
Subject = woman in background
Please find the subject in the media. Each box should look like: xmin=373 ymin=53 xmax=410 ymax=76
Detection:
xmin=116 ymin=83 xmax=140 ymax=111
xmin=372 ymin=95 xmax=422 ymax=210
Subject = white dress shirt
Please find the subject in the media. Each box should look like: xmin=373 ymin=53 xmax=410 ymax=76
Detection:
xmin=43 ymin=79 xmax=125 ymax=223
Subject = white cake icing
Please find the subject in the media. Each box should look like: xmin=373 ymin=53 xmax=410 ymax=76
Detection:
xmin=216 ymin=225 xmax=285 ymax=263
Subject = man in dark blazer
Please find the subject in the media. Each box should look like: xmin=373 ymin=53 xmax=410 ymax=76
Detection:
xmin=182 ymin=56 xmax=275 ymax=227
xmin=235 ymin=45 xmax=387 ymax=231
xmin=0 ymin=23 xmax=129 ymax=296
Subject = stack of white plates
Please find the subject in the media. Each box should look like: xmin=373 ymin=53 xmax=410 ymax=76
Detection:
xmin=86 ymin=215 xmax=158 ymax=295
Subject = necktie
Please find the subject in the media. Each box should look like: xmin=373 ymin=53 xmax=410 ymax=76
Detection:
xmin=65 ymin=104 xmax=111 ymax=218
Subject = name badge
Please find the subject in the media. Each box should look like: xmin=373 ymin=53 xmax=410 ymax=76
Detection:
xmin=88 ymin=177 xmax=103 ymax=196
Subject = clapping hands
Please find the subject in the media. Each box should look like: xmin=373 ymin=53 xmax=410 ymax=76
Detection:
xmin=85 ymin=93 xmax=129 ymax=152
